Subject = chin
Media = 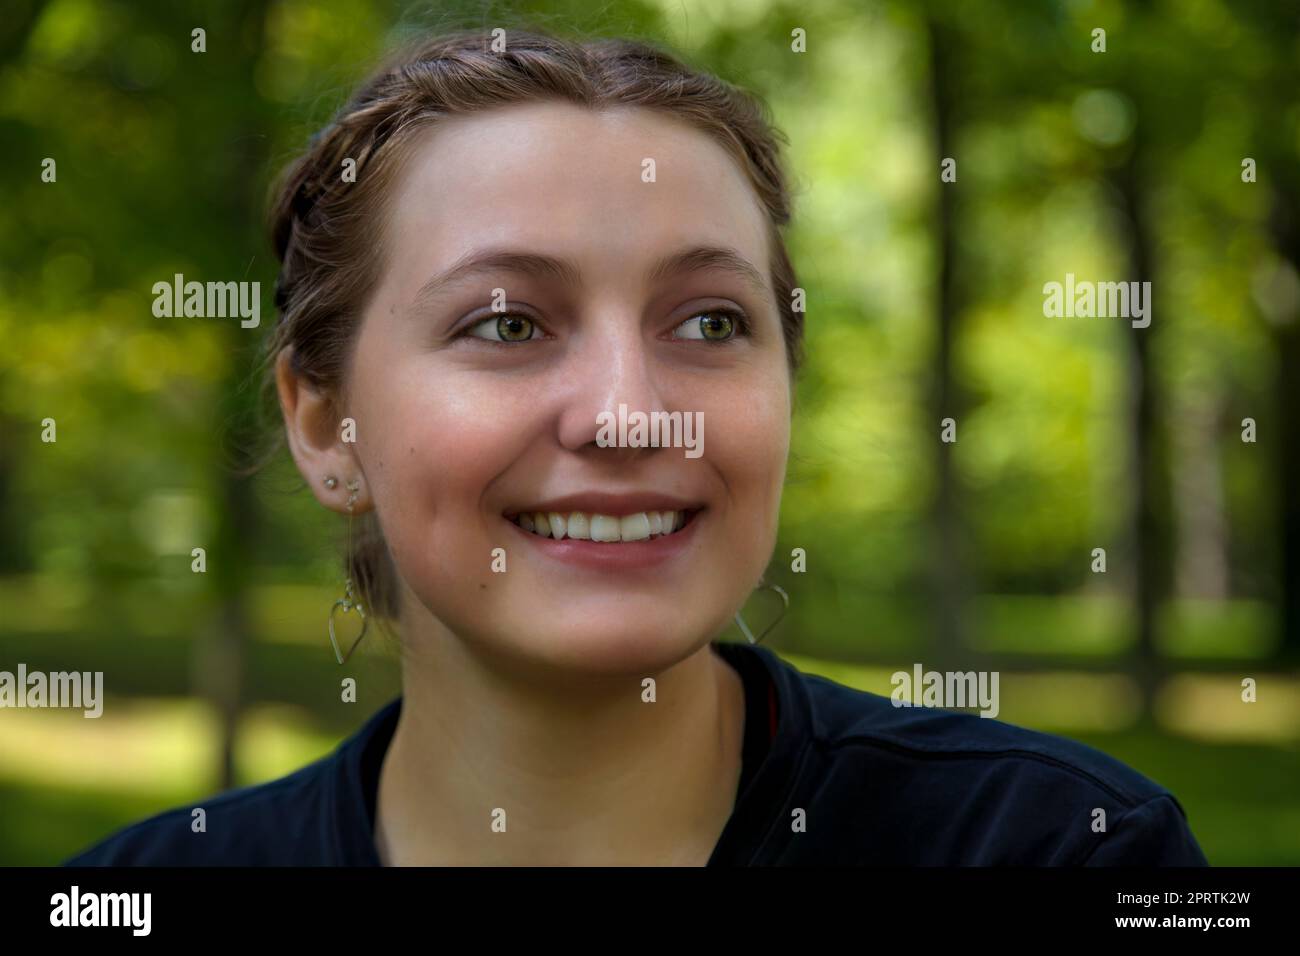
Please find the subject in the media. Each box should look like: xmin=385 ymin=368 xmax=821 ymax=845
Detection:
xmin=496 ymin=618 xmax=713 ymax=679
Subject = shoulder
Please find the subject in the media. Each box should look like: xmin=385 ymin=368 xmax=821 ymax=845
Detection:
xmin=62 ymin=755 xmax=337 ymax=867
xmin=771 ymin=653 xmax=1208 ymax=865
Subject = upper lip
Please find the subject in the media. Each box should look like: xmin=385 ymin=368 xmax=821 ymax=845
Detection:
xmin=504 ymin=492 xmax=705 ymax=518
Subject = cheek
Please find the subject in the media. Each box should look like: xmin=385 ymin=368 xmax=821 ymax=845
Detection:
xmin=701 ymin=372 xmax=790 ymax=538
xmin=349 ymin=354 xmax=527 ymax=592
xmin=718 ymin=366 xmax=790 ymax=479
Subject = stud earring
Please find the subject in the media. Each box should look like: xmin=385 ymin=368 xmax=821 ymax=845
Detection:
xmin=734 ymin=578 xmax=789 ymax=645
xmin=326 ymin=477 xmax=368 ymax=665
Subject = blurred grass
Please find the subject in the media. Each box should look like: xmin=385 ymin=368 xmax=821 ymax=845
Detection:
xmin=2 ymin=579 xmax=1297 ymax=866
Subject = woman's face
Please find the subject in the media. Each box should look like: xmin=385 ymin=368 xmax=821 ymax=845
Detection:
xmin=345 ymin=101 xmax=790 ymax=676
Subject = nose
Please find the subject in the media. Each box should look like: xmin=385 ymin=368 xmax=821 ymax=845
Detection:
xmin=557 ymin=311 xmax=671 ymax=455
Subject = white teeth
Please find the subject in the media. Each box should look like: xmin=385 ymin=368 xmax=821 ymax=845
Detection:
xmin=619 ymin=513 xmax=651 ymax=541
xmin=511 ymin=509 xmax=689 ymax=542
xmin=590 ymin=515 xmax=621 ymax=542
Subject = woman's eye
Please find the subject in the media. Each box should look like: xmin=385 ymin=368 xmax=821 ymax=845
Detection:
xmin=465 ymin=313 xmax=539 ymax=343
xmin=672 ymin=309 xmax=748 ymax=342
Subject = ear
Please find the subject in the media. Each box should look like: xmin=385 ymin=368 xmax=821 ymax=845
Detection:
xmin=275 ymin=346 xmax=370 ymax=515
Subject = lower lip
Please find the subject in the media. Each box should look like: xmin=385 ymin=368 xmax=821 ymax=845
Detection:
xmin=506 ymin=511 xmax=703 ymax=572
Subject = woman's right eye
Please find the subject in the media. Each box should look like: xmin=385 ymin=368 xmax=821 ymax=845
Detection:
xmin=464 ymin=313 xmax=541 ymax=344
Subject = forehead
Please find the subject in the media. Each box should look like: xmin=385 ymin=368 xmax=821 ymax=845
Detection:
xmin=382 ymin=101 xmax=772 ymax=286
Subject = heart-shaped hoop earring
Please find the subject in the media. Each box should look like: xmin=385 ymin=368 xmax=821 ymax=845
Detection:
xmin=734 ymin=581 xmax=789 ymax=645
xmin=325 ymin=477 xmax=369 ymax=665
xmin=329 ymin=593 xmax=368 ymax=665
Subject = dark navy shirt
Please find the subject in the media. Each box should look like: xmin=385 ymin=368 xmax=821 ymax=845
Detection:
xmin=64 ymin=641 xmax=1208 ymax=866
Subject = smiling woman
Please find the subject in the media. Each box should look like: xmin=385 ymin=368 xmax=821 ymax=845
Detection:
xmin=62 ymin=27 xmax=1208 ymax=868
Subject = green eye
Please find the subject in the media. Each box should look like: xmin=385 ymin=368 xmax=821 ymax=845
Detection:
xmin=674 ymin=310 xmax=744 ymax=342
xmin=468 ymin=313 xmax=536 ymax=343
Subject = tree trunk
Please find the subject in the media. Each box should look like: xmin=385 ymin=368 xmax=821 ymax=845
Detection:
xmin=1111 ymin=132 xmax=1171 ymax=724
xmin=924 ymin=16 xmax=967 ymax=667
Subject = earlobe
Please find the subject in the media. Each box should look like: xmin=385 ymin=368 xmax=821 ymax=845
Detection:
xmin=275 ymin=347 xmax=364 ymax=514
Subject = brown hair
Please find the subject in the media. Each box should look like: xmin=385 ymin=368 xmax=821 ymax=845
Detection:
xmin=258 ymin=27 xmax=803 ymax=626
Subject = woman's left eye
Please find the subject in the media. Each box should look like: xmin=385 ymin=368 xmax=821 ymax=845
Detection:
xmin=671 ymin=309 xmax=750 ymax=342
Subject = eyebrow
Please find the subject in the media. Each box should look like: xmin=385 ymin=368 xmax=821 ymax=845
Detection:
xmin=408 ymin=244 xmax=769 ymax=313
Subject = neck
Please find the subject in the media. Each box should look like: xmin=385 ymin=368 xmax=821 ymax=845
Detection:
xmin=375 ymin=617 xmax=747 ymax=865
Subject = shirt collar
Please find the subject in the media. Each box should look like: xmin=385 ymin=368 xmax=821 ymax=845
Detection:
xmin=706 ymin=641 xmax=813 ymax=865
xmin=330 ymin=641 xmax=812 ymax=866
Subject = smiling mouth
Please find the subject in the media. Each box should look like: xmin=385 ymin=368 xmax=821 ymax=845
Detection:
xmin=505 ymin=508 xmax=702 ymax=542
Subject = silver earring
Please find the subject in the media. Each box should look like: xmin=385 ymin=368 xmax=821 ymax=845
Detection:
xmin=734 ymin=579 xmax=789 ymax=645
xmin=327 ymin=478 xmax=368 ymax=665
